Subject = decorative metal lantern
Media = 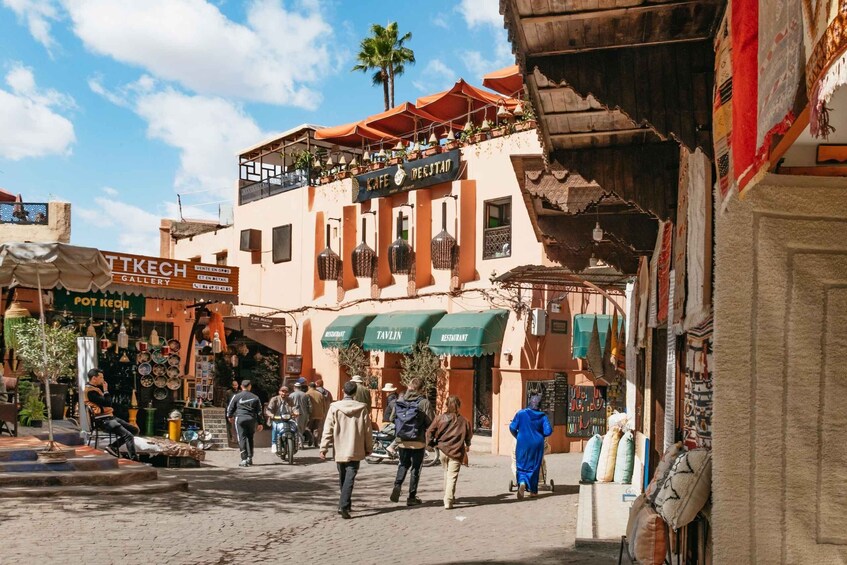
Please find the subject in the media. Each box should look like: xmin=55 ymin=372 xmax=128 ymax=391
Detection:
xmin=352 ymin=217 xmax=376 ymax=278
xmin=117 ymin=323 xmax=129 ymax=349
xmin=388 ymin=211 xmax=412 ymax=274
xmin=431 ymin=201 xmax=457 ymax=270
xmin=317 ymin=224 xmax=340 ymax=281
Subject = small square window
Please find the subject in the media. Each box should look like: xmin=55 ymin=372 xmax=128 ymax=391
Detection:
xmin=215 ymin=252 xmax=228 ymax=266
xmin=483 ymin=197 xmax=512 ymax=260
xmin=272 ymin=225 xmax=292 ymax=263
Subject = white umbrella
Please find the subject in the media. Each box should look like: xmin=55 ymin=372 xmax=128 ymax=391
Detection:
xmin=0 ymin=242 xmax=112 ymax=459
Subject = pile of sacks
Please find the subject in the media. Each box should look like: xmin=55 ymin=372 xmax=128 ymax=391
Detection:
xmin=579 ymin=412 xmax=635 ymax=484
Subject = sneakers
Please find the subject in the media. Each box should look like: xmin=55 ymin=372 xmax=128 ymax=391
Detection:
xmin=339 ymin=508 xmax=351 ymax=519
xmin=104 ymin=445 xmax=120 ymax=458
xmin=247 ymin=458 xmax=253 ymax=466
xmin=389 ymin=485 xmax=401 ymax=503
xmin=517 ymin=483 xmax=526 ymax=500
xmin=444 ymin=501 xmax=454 ymax=510
xmin=238 ymin=460 xmax=249 ymax=467
xmin=271 ymin=443 xmax=278 ymax=454
xmin=407 ymin=497 xmax=422 ymax=506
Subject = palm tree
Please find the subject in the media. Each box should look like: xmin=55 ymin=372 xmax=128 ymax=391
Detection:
xmin=352 ymin=22 xmax=415 ymax=111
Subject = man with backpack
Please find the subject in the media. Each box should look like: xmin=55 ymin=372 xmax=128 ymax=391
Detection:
xmin=388 ymin=378 xmax=434 ymax=506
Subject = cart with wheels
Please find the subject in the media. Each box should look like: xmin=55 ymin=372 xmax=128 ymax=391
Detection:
xmin=508 ymin=438 xmax=555 ymax=493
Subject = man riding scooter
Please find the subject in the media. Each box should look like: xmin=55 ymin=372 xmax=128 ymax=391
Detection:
xmin=265 ymin=385 xmax=300 ymax=454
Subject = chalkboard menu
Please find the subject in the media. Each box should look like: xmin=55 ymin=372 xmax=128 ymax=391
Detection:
xmin=525 ymin=372 xmax=568 ymax=426
xmin=566 ymin=385 xmax=607 ymax=438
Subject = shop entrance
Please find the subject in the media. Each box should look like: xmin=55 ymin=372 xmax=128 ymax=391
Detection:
xmin=472 ymin=354 xmax=494 ymax=436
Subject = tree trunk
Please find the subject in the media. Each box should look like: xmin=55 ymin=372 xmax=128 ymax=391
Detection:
xmin=381 ymin=68 xmax=390 ymax=111
xmin=388 ymin=65 xmax=395 ymax=108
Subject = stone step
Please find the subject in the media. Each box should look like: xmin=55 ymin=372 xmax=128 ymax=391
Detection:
xmin=0 ymin=478 xmax=188 ymax=498
xmin=31 ymin=430 xmax=84 ymax=446
xmin=0 ymin=465 xmax=157 ymax=488
xmin=0 ymin=454 xmax=118 ymax=473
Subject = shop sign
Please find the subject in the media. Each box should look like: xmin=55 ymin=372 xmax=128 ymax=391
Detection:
xmin=102 ymin=251 xmax=239 ymax=297
xmin=248 ymin=314 xmax=285 ymax=332
xmin=352 ymin=149 xmax=461 ymax=203
xmin=54 ymin=290 xmax=146 ymax=318
xmin=550 ymin=320 xmax=569 ymax=334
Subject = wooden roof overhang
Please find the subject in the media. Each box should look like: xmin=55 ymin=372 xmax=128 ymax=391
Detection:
xmin=494 ymin=264 xmax=630 ymax=293
xmin=239 ymin=124 xmax=337 ymax=162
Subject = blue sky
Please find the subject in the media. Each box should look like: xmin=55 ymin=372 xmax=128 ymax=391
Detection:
xmin=0 ymin=0 xmax=512 ymax=255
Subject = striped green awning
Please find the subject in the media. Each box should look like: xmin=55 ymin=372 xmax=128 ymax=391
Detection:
xmin=572 ymin=314 xmax=622 ymax=359
xmin=361 ymin=310 xmax=446 ymax=353
xmin=428 ymin=309 xmax=510 ymax=357
xmin=320 ymin=314 xmax=376 ymax=349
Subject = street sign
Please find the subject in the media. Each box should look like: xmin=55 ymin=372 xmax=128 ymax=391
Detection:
xmin=248 ymin=314 xmax=285 ymax=332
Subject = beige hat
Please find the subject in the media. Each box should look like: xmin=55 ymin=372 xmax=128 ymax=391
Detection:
xmin=350 ymin=375 xmax=364 ymax=384
xmin=381 ymin=383 xmax=397 ymax=392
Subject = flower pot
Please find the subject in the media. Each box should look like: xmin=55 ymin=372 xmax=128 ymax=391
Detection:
xmin=319 ymin=176 xmax=331 ymax=185
xmin=337 ymin=171 xmax=350 ymax=179
xmin=388 ymin=157 xmax=402 ymax=165
xmin=491 ymin=126 xmax=507 ymax=138
xmin=471 ymin=133 xmax=487 ymax=144
xmin=40 ymin=382 xmax=68 ymax=420
xmin=407 ymin=151 xmax=421 ymax=161
xmin=350 ymin=167 xmax=362 ymax=175
xmin=423 ymin=146 xmax=442 ymax=156
xmin=515 ymin=120 xmax=537 ymax=132
xmin=370 ymin=162 xmax=385 ymax=171
xmin=444 ymin=141 xmax=460 ymax=151
xmin=30 ymin=420 xmax=43 ymax=428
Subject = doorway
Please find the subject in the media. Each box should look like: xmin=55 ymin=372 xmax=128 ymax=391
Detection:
xmin=473 ymin=354 xmax=494 ymax=436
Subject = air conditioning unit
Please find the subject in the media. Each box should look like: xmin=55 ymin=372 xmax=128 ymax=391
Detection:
xmin=530 ymin=308 xmax=547 ymax=336
xmin=240 ymin=229 xmax=261 ymax=252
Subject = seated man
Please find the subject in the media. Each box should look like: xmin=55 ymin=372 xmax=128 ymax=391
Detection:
xmin=265 ymin=385 xmax=299 ymax=453
xmin=84 ymin=368 xmax=139 ymax=459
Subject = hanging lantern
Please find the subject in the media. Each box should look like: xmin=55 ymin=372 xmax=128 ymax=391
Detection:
xmin=338 ymin=153 xmax=347 ymax=167
xmin=363 ymin=149 xmax=371 ymax=162
xmin=428 ymin=131 xmax=438 ymax=145
xmin=117 ymin=324 xmax=129 ymax=349
xmin=317 ymin=224 xmax=340 ymax=281
xmin=212 ymin=331 xmax=222 ymax=354
xmin=352 ymin=217 xmax=376 ymax=278
xmin=480 ymin=119 xmax=492 ymax=132
xmin=119 ymin=350 xmax=130 ymax=363
xmin=446 ymin=129 xmax=456 ymax=142
xmin=393 ymin=141 xmax=404 ymax=152
xmin=3 ymin=300 xmax=30 ymax=351
xmin=497 ymin=103 xmax=512 ymax=120
xmin=513 ymin=102 xmax=524 ymax=117
xmin=463 ymin=119 xmax=473 ymax=133
xmin=431 ymin=201 xmax=457 ymax=270
xmin=86 ymin=320 xmax=96 ymax=338
xmin=388 ymin=211 xmax=412 ymax=274
xmin=326 ymin=152 xmax=335 ymax=167
xmin=592 ymin=222 xmax=604 ymax=242
xmin=99 ymin=334 xmax=111 ymax=353
xmin=378 ymin=147 xmax=387 ymax=159
xmin=150 ymin=328 xmax=160 ymax=346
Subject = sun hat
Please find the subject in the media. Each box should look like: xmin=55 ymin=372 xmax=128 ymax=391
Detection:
xmin=381 ymin=383 xmax=398 ymax=392
xmin=350 ymin=375 xmax=364 ymax=384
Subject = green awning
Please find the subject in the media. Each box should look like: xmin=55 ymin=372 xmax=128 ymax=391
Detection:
xmin=428 ymin=309 xmax=510 ymax=357
xmin=572 ymin=314 xmax=622 ymax=359
xmin=361 ymin=310 xmax=446 ymax=353
xmin=320 ymin=314 xmax=377 ymax=349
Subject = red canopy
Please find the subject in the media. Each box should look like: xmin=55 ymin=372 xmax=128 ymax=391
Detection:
xmin=314 ymin=121 xmax=397 ymax=148
xmin=482 ymin=65 xmax=523 ymax=97
xmin=415 ymin=79 xmax=518 ymax=124
xmin=362 ymin=102 xmax=460 ymax=140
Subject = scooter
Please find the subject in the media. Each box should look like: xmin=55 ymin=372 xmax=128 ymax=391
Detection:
xmin=272 ymin=414 xmax=298 ymax=465
xmin=366 ymin=423 xmax=440 ymax=467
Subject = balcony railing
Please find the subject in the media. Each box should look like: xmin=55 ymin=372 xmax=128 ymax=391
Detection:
xmin=239 ymin=169 xmax=309 ymax=205
xmin=0 ymin=202 xmax=49 ymax=225
xmin=482 ymin=225 xmax=512 ymax=259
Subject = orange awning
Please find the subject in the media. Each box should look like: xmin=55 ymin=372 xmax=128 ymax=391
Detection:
xmin=415 ymin=79 xmax=518 ymax=124
xmin=362 ymin=102 xmax=461 ymax=139
xmin=482 ymin=65 xmax=523 ymax=97
xmin=314 ymin=121 xmax=398 ymax=148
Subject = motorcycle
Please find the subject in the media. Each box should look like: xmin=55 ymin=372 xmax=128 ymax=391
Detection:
xmin=272 ymin=414 xmax=298 ymax=465
xmin=366 ymin=424 xmax=440 ymax=466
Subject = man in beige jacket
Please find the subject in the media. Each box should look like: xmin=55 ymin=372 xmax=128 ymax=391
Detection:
xmin=320 ymin=380 xmax=374 ymax=519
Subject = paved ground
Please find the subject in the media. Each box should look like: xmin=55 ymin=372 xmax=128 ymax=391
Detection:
xmin=0 ymin=447 xmax=619 ymax=564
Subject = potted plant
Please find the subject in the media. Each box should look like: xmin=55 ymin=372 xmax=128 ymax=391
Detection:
xmin=399 ymin=343 xmax=444 ymax=410
xmin=387 ymin=149 xmax=405 ymax=166
xmin=15 ymin=319 xmax=77 ymax=421
xmin=444 ymin=137 xmax=460 ymax=151
xmin=491 ymin=124 xmax=508 ymax=138
xmin=19 ymin=388 xmax=46 ymax=428
xmin=370 ymin=160 xmax=386 ymax=171
xmin=423 ymin=143 xmax=442 ymax=157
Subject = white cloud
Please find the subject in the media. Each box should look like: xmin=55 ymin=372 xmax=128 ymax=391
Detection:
xmin=76 ymin=196 xmax=162 ymax=255
xmin=0 ymin=63 xmax=75 ymax=160
xmin=2 ymin=0 xmax=61 ymax=53
xmin=413 ymin=59 xmax=458 ymax=92
xmin=64 ymin=0 xmax=333 ymax=108
xmin=457 ymin=0 xmax=502 ymax=29
xmin=102 ymin=186 xmax=118 ymax=196
xmin=432 ymin=14 xmax=449 ymax=29
xmin=461 ymin=29 xmax=514 ymax=80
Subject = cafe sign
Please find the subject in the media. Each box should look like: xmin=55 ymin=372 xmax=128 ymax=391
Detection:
xmin=54 ymin=290 xmax=146 ymax=318
xmin=102 ymin=251 xmax=239 ymax=298
xmin=248 ymin=314 xmax=286 ymax=332
xmin=352 ymin=149 xmax=461 ymax=203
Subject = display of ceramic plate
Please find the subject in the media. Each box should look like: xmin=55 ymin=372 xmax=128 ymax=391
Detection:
xmin=167 ymin=339 xmax=181 ymax=352
xmin=153 ymin=375 xmax=167 ymax=388
xmin=167 ymin=354 xmax=181 ymax=367
xmin=153 ymin=388 xmax=168 ymax=400
xmin=152 ymin=364 xmax=166 ymax=377
xmin=151 ymin=351 xmax=166 ymax=364
xmin=137 ymin=362 xmax=152 ymax=376
xmin=166 ymin=365 xmax=180 ymax=379
xmin=136 ymin=351 xmax=151 ymax=363
xmin=166 ymin=376 xmax=181 ymax=390
xmin=140 ymin=375 xmax=154 ymax=388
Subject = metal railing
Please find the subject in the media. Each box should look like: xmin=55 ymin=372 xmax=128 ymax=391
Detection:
xmin=0 ymin=202 xmax=49 ymax=225
xmin=482 ymin=225 xmax=512 ymax=259
xmin=239 ymin=170 xmax=309 ymax=205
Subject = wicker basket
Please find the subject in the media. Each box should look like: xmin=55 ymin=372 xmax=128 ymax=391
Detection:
xmin=352 ymin=242 xmax=376 ymax=278
xmin=431 ymin=229 xmax=457 ymax=270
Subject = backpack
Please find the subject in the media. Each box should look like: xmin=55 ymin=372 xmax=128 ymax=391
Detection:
xmin=393 ymin=397 xmax=423 ymax=441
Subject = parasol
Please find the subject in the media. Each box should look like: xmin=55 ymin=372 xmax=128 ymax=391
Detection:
xmin=314 ymin=121 xmax=398 ymax=148
xmin=0 ymin=242 xmax=112 ymax=460
xmin=362 ymin=102 xmax=461 ymax=140
xmin=415 ymin=79 xmax=519 ymax=124
xmin=482 ymin=65 xmax=524 ymax=97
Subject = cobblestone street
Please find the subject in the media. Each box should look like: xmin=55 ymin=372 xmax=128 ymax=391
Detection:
xmin=0 ymin=449 xmax=617 ymax=564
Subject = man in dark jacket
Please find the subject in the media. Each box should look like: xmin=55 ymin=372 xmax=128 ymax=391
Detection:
xmin=388 ymin=378 xmax=434 ymax=506
xmin=84 ymin=368 xmax=139 ymax=459
xmin=226 ymin=379 xmax=264 ymax=467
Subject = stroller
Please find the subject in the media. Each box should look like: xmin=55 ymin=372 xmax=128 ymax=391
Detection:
xmin=508 ymin=438 xmax=555 ymax=493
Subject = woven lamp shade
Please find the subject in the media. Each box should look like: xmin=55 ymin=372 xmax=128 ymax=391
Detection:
xmin=317 ymin=224 xmax=340 ymax=281
xmin=353 ymin=217 xmax=377 ymax=278
xmin=431 ymin=202 xmax=457 ymax=270
xmin=388 ymin=211 xmax=412 ymax=274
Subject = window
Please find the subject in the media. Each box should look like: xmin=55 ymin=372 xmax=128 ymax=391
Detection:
xmin=483 ymin=197 xmax=512 ymax=259
xmin=400 ymin=215 xmax=410 ymax=241
xmin=272 ymin=224 xmax=292 ymax=263
xmin=215 ymin=251 xmax=228 ymax=266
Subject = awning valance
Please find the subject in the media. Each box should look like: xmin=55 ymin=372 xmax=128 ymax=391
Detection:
xmin=223 ymin=316 xmax=286 ymax=354
xmin=428 ymin=309 xmax=509 ymax=357
xmin=572 ymin=314 xmax=622 ymax=359
xmin=320 ymin=314 xmax=376 ymax=349
xmin=361 ymin=310 xmax=446 ymax=353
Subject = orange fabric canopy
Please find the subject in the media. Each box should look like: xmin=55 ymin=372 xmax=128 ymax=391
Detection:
xmin=482 ymin=65 xmax=523 ymax=97
xmin=415 ymin=79 xmax=518 ymax=124
xmin=362 ymin=102 xmax=460 ymax=139
xmin=314 ymin=121 xmax=397 ymax=148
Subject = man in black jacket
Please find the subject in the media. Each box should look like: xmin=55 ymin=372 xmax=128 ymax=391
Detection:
xmin=84 ymin=368 xmax=139 ymax=459
xmin=226 ymin=379 xmax=264 ymax=467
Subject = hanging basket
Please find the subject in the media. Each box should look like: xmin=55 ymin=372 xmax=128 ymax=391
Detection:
xmin=388 ymin=238 xmax=412 ymax=274
xmin=317 ymin=247 xmax=340 ymax=281
xmin=431 ymin=229 xmax=457 ymax=270
xmin=352 ymin=242 xmax=376 ymax=278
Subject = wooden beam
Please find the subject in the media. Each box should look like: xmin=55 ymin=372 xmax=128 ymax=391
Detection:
xmin=527 ymin=34 xmax=713 ymax=57
xmin=519 ymin=0 xmax=718 ymax=25
xmin=542 ymin=109 xmax=620 ymax=119
xmin=550 ymin=128 xmax=651 ymax=140
xmin=769 ymin=105 xmax=810 ymax=170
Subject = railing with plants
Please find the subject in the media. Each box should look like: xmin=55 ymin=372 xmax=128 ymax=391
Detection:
xmin=238 ymin=169 xmax=310 ymax=205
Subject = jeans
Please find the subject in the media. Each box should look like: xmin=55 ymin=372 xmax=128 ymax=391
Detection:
xmin=440 ymin=453 xmax=462 ymax=506
xmin=394 ymin=448 xmax=425 ymax=498
xmin=97 ymin=417 xmax=138 ymax=458
xmin=234 ymin=416 xmax=257 ymax=461
xmin=271 ymin=421 xmax=298 ymax=446
xmin=337 ymin=461 xmax=360 ymax=511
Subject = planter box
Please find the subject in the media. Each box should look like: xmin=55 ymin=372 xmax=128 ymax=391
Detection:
xmin=370 ymin=162 xmax=385 ymax=171
xmin=515 ymin=120 xmax=537 ymax=132
xmin=423 ymin=146 xmax=442 ymax=156
xmin=349 ymin=167 xmax=362 ymax=175
xmin=337 ymin=171 xmax=350 ymax=179
xmin=407 ymin=151 xmax=421 ymax=161
xmin=471 ymin=133 xmax=488 ymax=144
xmin=491 ymin=126 xmax=507 ymax=138
xmin=388 ymin=157 xmax=402 ymax=165
xmin=444 ymin=141 xmax=460 ymax=151
xmin=319 ymin=177 xmax=331 ymax=185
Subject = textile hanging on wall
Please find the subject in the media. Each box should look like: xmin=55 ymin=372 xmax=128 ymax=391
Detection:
xmin=713 ymin=9 xmax=736 ymax=212
xmin=637 ymin=256 xmax=650 ymax=348
xmin=625 ymin=282 xmax=637 ymax=417
xmin=664 ymin=271 xmax=677 ymax=454
xmin=602 ymin=320 xmax=615 ymax=380
xmin=673 ymin=147 xmax=690 ymax=334
xmin=610 ymin=310 xmax=620 ymax=362
xmin=683 ymin=315 xmax=714 ymax=450
xmin=685 ymin=149 xmax=712 ymax=331
xmin=731 ymin=0 xmax=804 ymax=195
xmin=648 ymin=220 xmax=664 ymax=329
xmin=657 ymin=222 xmax=674 ymax=325
xmin=805 ymin=1 xmax=847 ymax=136
xmin=586 ymin=316 xmax=604 ymax=378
